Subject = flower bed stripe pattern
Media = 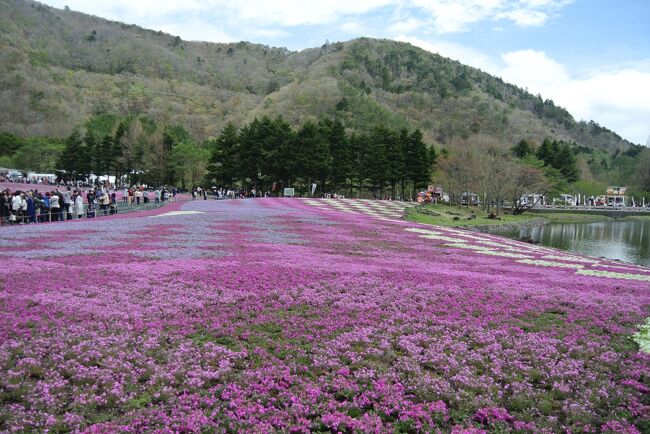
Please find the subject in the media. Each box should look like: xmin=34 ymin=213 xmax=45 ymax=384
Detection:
xmin=0 ymin=198 xmax=648 ymax=433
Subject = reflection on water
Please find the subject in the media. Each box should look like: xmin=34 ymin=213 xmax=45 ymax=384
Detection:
xmin=489 ymin=220 xmax=650 ymax=267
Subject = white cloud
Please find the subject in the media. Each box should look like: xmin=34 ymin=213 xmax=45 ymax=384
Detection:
xmin=221 ymin=0 xmax=395 ymax=26
xmin=500 ymin=50 xmax=650 ymax=145
xmin=500 ymin=49 xmax=569 ymax=90
xmin=45 ymin=0 xmax=573 ymax=32
xmin=339 ymin=21 xmax=367 ymax=34
xmin=389 ymin=18 xmax=426 ymax=33
xmin=410 ymin=0 xmax=572 ymax=33
xmin=394 ymin=35 xmax=501 ymax=74
xmin=392 ymin=40 xmax=650 ymax=144
xmin=155 ymin=20 xmax=237 ymax=43
xmin=497 ymin=9 xmax=548 ymax=26
xmin=44 ymin=0 xmax=205 ymax=19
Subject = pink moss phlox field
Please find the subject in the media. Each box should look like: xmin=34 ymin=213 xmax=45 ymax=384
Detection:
xmin=1 ymin=198 xmax=648 ymax=433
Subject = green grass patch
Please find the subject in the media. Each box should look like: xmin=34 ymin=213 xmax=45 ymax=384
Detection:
xmin=405 ymin=203 xmax=641 ymax=227
xmin=405 ymin=204 xmax=539 ymax=227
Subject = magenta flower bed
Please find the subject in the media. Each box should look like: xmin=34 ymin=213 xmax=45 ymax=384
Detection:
xmin=0 ymin=199 xmax=648 ymax=433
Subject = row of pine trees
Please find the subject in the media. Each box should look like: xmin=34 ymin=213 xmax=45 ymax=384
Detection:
xmin=56 ymin=115 xmax=435 ymax=198
xmin=205 ymin=116 xmax=434 ymax=197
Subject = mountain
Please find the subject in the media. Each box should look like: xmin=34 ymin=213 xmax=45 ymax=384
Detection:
xmin=0 ymin=0 xmax=635 ymax=154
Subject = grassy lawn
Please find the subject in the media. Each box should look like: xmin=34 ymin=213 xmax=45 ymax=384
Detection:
xmin=405 ymin=204 xmax=631 ymax=227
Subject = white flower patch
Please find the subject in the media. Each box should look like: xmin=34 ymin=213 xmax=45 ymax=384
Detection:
xmin=443 ymin=242 xmax=532 ymax=258
xmin=576 ymin=269 xmax=650 ymax=282
xmin=150 ymin=211 xmax=205 ymax=218
xmin=633 ymin=318 xmax=650 ymax=353
xmin=473 ymin=250 xmax=533 ymax=259
xmin=419 ymin=233 xmax=461 ymax=243
xmin=542 ymin=255 xmax=600 ymax=265
xmin=472 ymin=239 xmax=526 ymax=251
xmin=444 ymin=242 xmax=480 ymax=249
xmin=517 ymin=259 xmax=585 ymax=269
xmin=596 ymin=263 xmax=650 ymax=273
xmin=405 ymin=228 xmax=442 ymax=235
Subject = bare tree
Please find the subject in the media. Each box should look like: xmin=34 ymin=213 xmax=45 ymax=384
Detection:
xmin=480 ymin=150 xmax=518 ymax=216
xmin=440 ymin=147 xmax=481 ymax=207
xmin=511 ymin=165 xmax=549 ymax=214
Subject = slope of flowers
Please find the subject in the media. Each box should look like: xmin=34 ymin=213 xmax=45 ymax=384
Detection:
xmin=0 ymin=198 xmax=648 ymax=433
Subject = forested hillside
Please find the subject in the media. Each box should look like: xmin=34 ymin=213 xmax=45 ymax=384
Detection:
xmin=1 ymin=0 xmax=647 ymax=194
xmin=0 ymin=0 xmax=633 ymax=148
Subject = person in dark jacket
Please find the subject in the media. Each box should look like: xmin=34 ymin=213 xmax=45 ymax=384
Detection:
xmin=0 ymin=190 xmax=8 ymax=225
xmin=26 ymin=192 xmax=36 ymax=224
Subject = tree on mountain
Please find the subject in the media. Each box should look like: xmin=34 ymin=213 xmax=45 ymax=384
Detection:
xmin=0 ymin=132 xmax=24 ymax=157
xmin=556 ymin=142 xmax=579 ymax=182
xmin=634 ymin=149 xmax=650 ymax=192
xmin=534 ymin=138 xmax=579 ymax=183
xmin=512 ymin=139 xmax=534 ymax=158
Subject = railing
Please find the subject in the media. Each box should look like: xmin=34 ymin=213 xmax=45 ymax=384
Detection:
xmin=532 ymin=204 xmax=650 ymax=212
xmin=1 ymin=199 xmax=175 ymax=226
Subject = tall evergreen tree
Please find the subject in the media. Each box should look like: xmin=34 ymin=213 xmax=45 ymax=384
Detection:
xmin=58 ymin=130 xmax=83 ymax=179
xmin=295 ymin=121 xmax=330 ymax=194
xmin=405 ymin=128 xmax=431 ymax=194
xmin=365 ymin=126 xmax=390 ymax=197
xmin=512 ymin=139 xmax=533 ymax=158
xmin=384 ymin=127 xmax=404 ymax=198
xmin=238 ymin=118 xmax=264 ymax=188
xmin=206 ymin=122 xmax=239 ymax=188
xmin=99 ymin=135 xmax=114 ymax=176
xmin=319 ymin=118 xmax=352 ymax=193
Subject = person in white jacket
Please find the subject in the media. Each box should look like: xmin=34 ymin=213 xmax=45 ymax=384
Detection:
xmin=11 ymin=192 xmax=22 ymax=222
xmin=74 ymin=191 xmax=84 ymax=218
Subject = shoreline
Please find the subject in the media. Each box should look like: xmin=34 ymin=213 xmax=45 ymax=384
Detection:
xmin=463 ymin=217 xmax=549 ymax=233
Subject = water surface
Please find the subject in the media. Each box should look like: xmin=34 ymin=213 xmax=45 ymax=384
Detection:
xmin=487 ymin=220 xmax=650 ymax=267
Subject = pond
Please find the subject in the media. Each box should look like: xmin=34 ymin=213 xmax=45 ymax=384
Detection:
xmin=486 ymin=220 xmax=650 ymax=267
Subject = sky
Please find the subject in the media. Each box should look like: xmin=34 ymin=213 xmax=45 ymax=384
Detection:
xmin=42 ymin=0 xmax=650 ymax=145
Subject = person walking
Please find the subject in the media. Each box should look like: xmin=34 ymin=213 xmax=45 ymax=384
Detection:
xmin=41 ymin=192 xmax=51 ymax=222
xmin=11 ymin=191 xmax=21 ymax=223
xmin=99 ymin=191 xmax=110 ymax=215
xmin=26 ymin=192 xmax=36 ymax=224
xmin=74 ymin=191 xmax=84 ymax=218
xmin=0 ymin=190 xmax=9 ymax=225
xmin=62 ymin=187 xmax=73 ymax=221
xmin=19 ymin=192 xmax=27 ymax=224
xmin=110 ymin=192 xmax=117 ymax=214
xmin=86 ymin=190 xmax=96 ymax=218
xmin=49 ymin=191 xmax=61 ymax=222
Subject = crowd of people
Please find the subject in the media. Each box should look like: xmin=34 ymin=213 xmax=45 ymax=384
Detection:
xmin=0 ymin=186 xmax=171 ymax=225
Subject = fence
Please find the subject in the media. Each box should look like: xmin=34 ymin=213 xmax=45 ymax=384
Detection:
xmin=1 ymin=199 xmax=173 ymax=226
